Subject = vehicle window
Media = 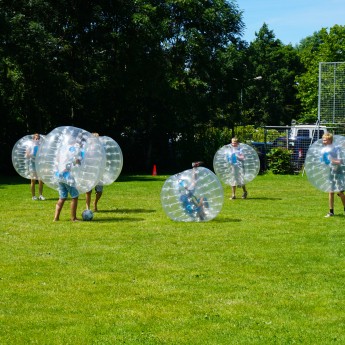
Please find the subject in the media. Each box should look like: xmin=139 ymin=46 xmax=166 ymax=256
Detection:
xmin=297 ymin=129 xmax=309 ymax=137
xmin=312 ymin=130 xmax=324 ymax=140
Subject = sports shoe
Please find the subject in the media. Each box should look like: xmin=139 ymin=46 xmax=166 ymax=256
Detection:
xmin=192 ymin=161 xmax=203 ymax=168
xmin=230 ymin=195 xmax=236 ymax=200
xmin=39 ymin=195 xmax=46 ymax=201
xmin=32 ymin=196 xmax=38 ymax=201
xmin=242 ymin=191 xmax=248 ymax=199
xmin=324 ymin=212 xmax=334 ymax=218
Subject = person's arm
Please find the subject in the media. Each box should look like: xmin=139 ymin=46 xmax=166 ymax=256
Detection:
xmin=236 ymin=147 xmax=245 ymax=160
xmin=25 ymin=142 xmax=33 ymax=158
xmin=331 ymin=147 xmax=342 ymax=165
xmin=331 ymin=157 xmax=341 ymax=165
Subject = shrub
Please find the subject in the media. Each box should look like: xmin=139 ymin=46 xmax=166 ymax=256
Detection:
xmin=267 ymin=147 xmax=294 ymax=174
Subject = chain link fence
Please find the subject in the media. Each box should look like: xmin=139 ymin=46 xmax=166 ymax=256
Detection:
xmin=319 ymin=62 xmax=345 ymax=125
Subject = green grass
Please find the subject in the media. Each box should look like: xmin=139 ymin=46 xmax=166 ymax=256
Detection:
xmin=1 ymin=173 xmax=345 ymax=344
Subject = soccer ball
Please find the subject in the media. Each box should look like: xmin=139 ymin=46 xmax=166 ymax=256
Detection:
xmin=82 ymin=209 xmax=94 ymax=221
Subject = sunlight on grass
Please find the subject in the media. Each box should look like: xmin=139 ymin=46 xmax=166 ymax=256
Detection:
xmin=0 ymin=173 xmax=345 ymax=344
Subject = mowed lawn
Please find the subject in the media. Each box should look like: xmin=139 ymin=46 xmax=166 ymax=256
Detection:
xmin=0 ymin=172 xmax=344 ymax=344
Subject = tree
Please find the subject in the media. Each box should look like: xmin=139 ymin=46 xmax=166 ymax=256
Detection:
xmin=0 ymin=0 xmax=246 ymax=173
xmin=243 ymin=23 xmax=303 ymax=126
xmin=296 ymin=25 xmax=345 ymax=123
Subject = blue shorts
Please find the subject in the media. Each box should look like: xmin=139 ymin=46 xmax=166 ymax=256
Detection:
xmin=58 ymin=183 xmax=79 ymax=199
xmin=88 ymin=185 xmax=103 ymax=193
xmin=95 ymin=185 xmax=103 ymax=193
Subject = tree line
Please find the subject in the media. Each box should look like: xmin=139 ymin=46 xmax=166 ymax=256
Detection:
xmin=1 ymin=0 xmax=345 ymax=175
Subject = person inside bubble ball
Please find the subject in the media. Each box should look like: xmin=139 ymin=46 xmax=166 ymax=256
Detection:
xmin=320 ymin=133 xmax=345 ymax=217
xmin=25 ymin=133 xmax=45 ymax=201
xmin=54 ymin=137 xmax=83 ymax=185
xmin=53 ymin=137 xmax=84 ymax=222
xmin=86 ymin=133 xmax=103 ymax=212
xmin=179 ymin=162 xmax=208 ymax=220
xmin=227 ymin=137 xmax=248 ymax=200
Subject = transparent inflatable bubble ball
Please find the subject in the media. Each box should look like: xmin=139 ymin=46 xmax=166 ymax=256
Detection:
xmin=213 ymin=143 xmax=260 ymax=186
xmin=305 ymin=135 xmax=345 ymax=193
xmin=161 ymin=167 xmax=224 ymax=222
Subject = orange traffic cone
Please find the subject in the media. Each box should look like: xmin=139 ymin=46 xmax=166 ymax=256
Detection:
xmin=152 ymin=164 xmax=157 ymax=176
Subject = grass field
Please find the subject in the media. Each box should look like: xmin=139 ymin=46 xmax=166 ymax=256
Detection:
xmin=1 ymin=172 xmax=345 ymax=344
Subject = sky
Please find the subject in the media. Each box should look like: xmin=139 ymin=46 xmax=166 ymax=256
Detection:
xmin=236 ymin=0 xmax=345 ymax=45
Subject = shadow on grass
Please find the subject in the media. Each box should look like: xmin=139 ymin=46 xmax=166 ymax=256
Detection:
xmin=0 ymin=174 xmax=167 ymax=187
xmin=212 ymin=217 xmax=242 ymax=223
xmin=117 ymin=175 xmax=167 ymax=182
xmin=90 ymin=216 xmax=241 ymax=223
xmin=247 ymin=197 xmax=282 ymax=201
xmin=90 ymin=217 xmax=146 ymax=223
xmin=96 ymin=208 xmax=156 ymax=214
xmin=35 ymin=198 xmax=57 ymax=202
xmin=85 ymin=208 xmax=156 ymax=222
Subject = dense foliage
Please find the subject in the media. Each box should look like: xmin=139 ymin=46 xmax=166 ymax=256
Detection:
xmin=266 ymin=148 xmax=294 ymax=175
xmin=1 ymin=1 xmax=345 ymax=174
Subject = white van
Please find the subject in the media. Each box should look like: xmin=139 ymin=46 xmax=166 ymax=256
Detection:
xmin=289 ymin=125 xmax=328 ymax=140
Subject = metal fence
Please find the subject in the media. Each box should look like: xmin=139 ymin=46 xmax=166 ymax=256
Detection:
xmin=319 ymin=62 xmax=345 ymax=125
xmin=246 ymin=62 xmax=345 ymax=172
xmin=255 ymin=62 xmax=345 ymax=172
xmin=262 ymin=125 xmax=327 ymax=172
xmin=251 ymin=124 xmax=345 ymax=173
